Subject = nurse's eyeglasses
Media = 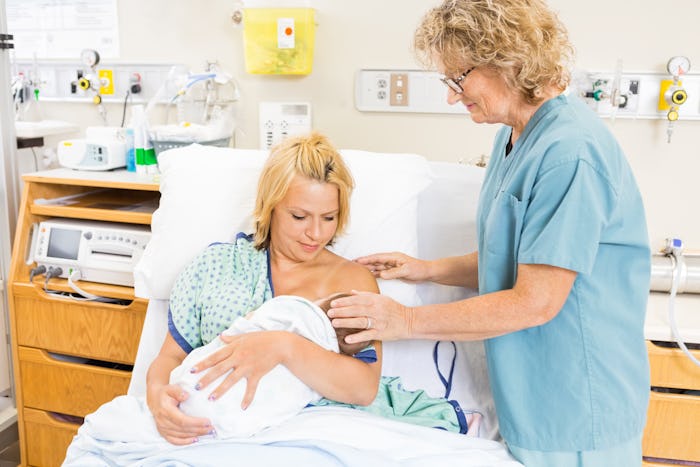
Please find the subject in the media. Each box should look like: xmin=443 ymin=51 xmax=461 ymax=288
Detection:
xmin=440 ymin=67 xmax=475 ymax=94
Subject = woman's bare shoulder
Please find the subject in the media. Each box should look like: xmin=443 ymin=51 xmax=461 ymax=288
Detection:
xmin=325 ymin=251 xmax=379 ymax=293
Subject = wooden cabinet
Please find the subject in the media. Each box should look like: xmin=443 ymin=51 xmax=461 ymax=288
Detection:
xmin=642 ymin=340 xmax=700 ymax=465
xmin=6 ymin=169 xmax=159 ymax=466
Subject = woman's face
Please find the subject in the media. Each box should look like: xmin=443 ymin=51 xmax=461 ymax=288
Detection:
xmin=441 ymin=62 xmax=522 ymax=128
xmin=269 ymin=174 xmax=340 ymax=262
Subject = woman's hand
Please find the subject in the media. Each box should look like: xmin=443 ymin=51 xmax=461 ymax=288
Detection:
xmin=327 ymin=291 xmax=415 ymax=342
xmin=354 ymin=252 xmax=431 ymax=282
xmin=189 ymin=331 xmax=290 ymax=410
xmin=147 ymin=383 xmax=213 ymax=445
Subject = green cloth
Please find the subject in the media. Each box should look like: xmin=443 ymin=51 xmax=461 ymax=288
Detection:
xmin=312 ymin=376 xmax=466 ymax=433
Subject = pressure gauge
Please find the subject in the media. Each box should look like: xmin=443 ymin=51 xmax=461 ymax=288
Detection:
xmin=667 ymin=56 xmax=690 ymax=76
xmin=80 ymin=49 xmax=100 ymax=68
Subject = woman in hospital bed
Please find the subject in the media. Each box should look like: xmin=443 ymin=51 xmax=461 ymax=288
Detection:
xmin=145 ymin=132 xmax=383 ymax=445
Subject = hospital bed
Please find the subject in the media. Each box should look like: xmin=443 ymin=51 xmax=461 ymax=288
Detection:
xmin=64 ymin=145 xmax=523 ymax=466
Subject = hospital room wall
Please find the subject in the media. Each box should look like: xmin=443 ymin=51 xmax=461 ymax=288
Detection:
xmin=33 ymin=0 xmax=700 ymax=251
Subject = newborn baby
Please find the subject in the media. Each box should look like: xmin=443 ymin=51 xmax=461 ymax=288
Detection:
xmin=170 ymin=293 xmax=372 ymax=439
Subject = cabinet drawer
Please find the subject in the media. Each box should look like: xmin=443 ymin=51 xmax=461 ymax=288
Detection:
xmin=12 ymin=283 xmax=146 ymax=364
xmin=23 ymin=407 xmax=80 ymax=467
xmin=647 ymin=341 xmax=700 ymax=390
xmin=19 ymin=347 xmax=131 ymax=418
xmin=642 ymin=390 xmax=700 ymax=461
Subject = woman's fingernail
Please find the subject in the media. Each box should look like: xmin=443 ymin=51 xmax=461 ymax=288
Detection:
xmin=209 ymin=429 xmax=217 ymax=437
xmin=192 ymin=437 xmax=199 ymax=443
xmin=208 ymin=393 xmax=217 ymax=401
xmin=189 ymin=367 xmax=197 ymax=374
xmin=194 ymin=383 xmax=202 ymax=391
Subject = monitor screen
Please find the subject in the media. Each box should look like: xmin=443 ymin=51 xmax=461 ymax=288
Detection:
xmin=47 ymin=227 xmax=82 ymax=260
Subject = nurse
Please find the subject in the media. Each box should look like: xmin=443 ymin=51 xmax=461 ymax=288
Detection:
xmin=328 ymin=0 xmax=651 ymax=465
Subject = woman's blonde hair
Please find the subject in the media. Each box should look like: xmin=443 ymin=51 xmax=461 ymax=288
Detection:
xmin=413 ymin=0 xmax=574 ymax=105
xmin=252 ymin=132 xmax=353 ymax=250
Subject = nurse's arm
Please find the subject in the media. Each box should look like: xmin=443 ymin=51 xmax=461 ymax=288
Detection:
xmin=408 ymin=263 xmax=576 ymax=341
xmin=424 ymin=251 xmax=479 ymax=289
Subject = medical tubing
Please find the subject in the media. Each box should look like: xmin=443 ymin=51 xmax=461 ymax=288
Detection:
xmin=668 ymin=253 xmax=700 ymax=368
xmin=120 ymin=89 xmax=131 ymax=127
xmin=67 ymin=270 xmax=101 ymax=301
xmin=39 ymin=267 xmax=109 ymax=302
xmin=170 ymin=73 xmax=218 ymax=103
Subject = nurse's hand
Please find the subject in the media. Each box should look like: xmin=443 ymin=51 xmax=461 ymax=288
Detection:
xmin=189 ymin=331 xmax=289 ymax=410
xmin=147 ymin=383 xmax=213 ymax=445
xmin=354 ymin=252 xmax=430 ymax=282
xmin=328 ymin=291 xmax=414 ymax=342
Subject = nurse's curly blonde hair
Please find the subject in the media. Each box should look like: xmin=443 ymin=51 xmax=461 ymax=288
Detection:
xmin=253 ymin=132 xmax=353 ymax=250
xmin=414 ymin=0 xmax=574 ymax=105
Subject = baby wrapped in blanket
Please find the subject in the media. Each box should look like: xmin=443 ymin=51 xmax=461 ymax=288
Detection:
xmin=170 ymin=294 xmax=370 ymax=439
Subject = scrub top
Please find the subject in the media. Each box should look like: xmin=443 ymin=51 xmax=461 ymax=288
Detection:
xmin=477 ymin=94 xmax=651 ymax=451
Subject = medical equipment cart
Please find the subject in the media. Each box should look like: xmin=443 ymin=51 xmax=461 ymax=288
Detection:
xmin=6 ymin=169 xmax=158 ymax=466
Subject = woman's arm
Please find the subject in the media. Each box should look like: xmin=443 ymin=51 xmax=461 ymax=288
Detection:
xmin=192 ymin=332 xmax=381 ymax=408
xmin=146 ymin=334 xmax=214 ymax=445
xmin=282 ymin=335 xmax=382 ymax=405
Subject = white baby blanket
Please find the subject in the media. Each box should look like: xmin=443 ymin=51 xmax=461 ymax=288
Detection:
xmin=170 ymin=295 xmax=340 ymax=439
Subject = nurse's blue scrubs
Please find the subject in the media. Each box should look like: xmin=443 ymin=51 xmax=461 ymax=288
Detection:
xmin=477 ymin=94 xmax=650 ymax=465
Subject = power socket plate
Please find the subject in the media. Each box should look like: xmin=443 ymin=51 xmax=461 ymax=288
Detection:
xmin=355 ymin=69 xmax=466 ymax=114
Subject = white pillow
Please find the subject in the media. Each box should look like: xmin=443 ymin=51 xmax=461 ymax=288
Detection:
xmin=332 ymin=150 xmax=433 ymax=306
xmin=134 ymin=146 xmax=432 ymax=304
xmin=133 ymin=145 xmax=268 ymax=299
xmin=416 ymin=161 xmax=484 ymax=305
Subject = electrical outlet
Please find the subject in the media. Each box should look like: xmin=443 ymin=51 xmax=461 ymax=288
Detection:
xmin=390 ymin=73 xmax=409 ymax=106
xmin=355 ymin=70 xmax=391 ymax=110
xmin=355 ymin=69 xmax=466 ymax=114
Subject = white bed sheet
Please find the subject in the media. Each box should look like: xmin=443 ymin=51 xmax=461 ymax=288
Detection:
xmin=66 ymin=399 xmax=521 ymax=467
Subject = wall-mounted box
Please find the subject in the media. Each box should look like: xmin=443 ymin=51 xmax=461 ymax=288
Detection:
xmin=243 ymin=2 xmax=316 ymax=75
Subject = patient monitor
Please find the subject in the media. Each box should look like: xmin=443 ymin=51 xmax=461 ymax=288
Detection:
xmin=30 ymin=218 xmax=151 ymax=287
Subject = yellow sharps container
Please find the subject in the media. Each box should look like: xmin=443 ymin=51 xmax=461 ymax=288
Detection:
xmin=243 ymin=1 xmax=316 ymax=75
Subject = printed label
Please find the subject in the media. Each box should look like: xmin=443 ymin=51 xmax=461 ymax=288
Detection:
xmin=277 ymin=18 xmax=295 ymax=49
